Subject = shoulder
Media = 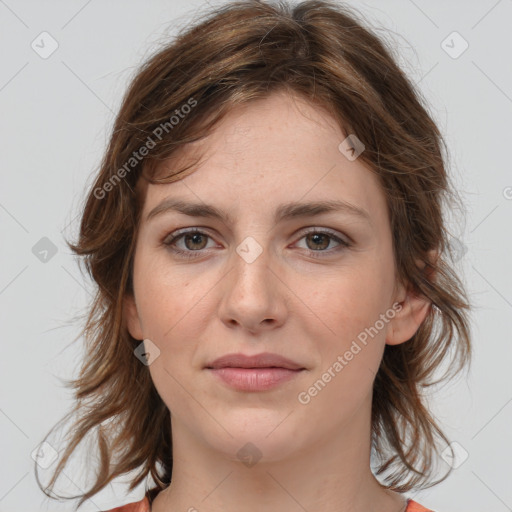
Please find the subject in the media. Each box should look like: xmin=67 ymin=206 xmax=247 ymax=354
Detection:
xmin=103 ymin=496 xmax=150 ymax=512
xmin=406 ymin=499 xmax=435 ymax=512
xmin=103 ymin=495 xmax=433 ymax=512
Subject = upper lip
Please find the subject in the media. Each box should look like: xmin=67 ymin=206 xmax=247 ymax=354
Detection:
xmin=206 ymin=352 xmax=305 ymax=370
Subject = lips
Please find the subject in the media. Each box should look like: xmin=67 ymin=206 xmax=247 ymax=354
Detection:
xmin=205 ymin=353 xmax=306 ymax=391
xmin=205 ymin=352 xmax=305 ymax=371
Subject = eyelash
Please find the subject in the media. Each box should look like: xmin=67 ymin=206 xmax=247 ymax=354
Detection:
xmin=162 ymin=228 xmax=351 ymax=260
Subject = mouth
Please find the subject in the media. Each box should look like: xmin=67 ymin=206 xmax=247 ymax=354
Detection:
xmin=205 ymin=352 xmax=306 ymax=392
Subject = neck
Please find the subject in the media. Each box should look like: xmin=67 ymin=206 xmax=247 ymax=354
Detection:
xmin=151 ymin=397 xmax=407 ymax=512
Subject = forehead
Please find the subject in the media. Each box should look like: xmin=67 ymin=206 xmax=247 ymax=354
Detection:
xmin=138 ymin=91 xmax=387 ymax=225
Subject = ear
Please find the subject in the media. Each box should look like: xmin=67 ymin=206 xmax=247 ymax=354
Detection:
xmin=386 ymin=252 xmax=436 ymax=346
xmin=123 ymin=293 xmax=144 ymax=341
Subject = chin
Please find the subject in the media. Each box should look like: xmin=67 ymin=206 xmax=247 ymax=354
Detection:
xmin=200 ymin=411 xmax=305 ymax=464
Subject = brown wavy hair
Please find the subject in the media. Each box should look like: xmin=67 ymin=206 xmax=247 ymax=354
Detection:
xmin=37 ymin=0 xmax=472 ymax=508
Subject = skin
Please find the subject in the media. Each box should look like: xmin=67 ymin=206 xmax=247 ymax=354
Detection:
xmin=124 ymin=90 xmax=431 ymax=512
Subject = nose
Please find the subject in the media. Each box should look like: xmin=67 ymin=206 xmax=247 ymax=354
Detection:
xmin=218 ymin=244 xmax=288 ymax=334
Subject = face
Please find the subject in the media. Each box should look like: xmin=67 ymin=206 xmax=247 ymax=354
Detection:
xmin=124 ymin=90 xmax=429 ymax=463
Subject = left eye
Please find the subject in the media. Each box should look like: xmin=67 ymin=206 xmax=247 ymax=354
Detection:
xmin=296 ymin=231 xmax=349 ymax=252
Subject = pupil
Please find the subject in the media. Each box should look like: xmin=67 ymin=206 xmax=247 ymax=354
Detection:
xmin=186 ymin=233 xmax=205 ymax=250
xmin=309 ymin=233 xmax=328 ymax=250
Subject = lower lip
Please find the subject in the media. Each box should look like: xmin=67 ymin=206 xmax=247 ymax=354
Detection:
xmin=208 ymin=367 xmax=304 ymax=391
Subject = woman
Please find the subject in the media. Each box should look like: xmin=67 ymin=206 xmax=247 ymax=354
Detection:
xmin=37 ymin=1 xmax=471 ymax=511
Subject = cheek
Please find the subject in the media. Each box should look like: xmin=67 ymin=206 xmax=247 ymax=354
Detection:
xmin=303 ymin=259 xmax=393 ymax=377
xmin=309 ymin=263 xmax=391 ymax=334
xmin=299 ymin=277 xmax=389 ymax=417
xmin=133 ymin=247 xmax=203 ymax=337
xmin=135 ymin=262 xmax=208 ymax=413
xmin=132 ymin=248 xmax=220 ymax=365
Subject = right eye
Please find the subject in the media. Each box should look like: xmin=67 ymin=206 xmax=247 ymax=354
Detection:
xmin=162 ymin=229 xmax=218 ymax=259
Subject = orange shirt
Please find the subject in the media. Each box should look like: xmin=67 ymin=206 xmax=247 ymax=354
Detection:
xmin=105 ymin=496 xmax=434 ymax=511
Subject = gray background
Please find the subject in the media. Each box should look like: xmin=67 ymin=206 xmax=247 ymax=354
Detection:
xmin=1 ymin=0 xmax=511 ymax=511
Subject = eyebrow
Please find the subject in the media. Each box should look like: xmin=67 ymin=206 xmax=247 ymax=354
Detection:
xmin=146 ymin=198 xmax=372 ymax=225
